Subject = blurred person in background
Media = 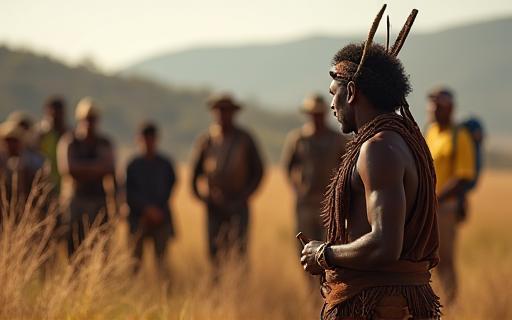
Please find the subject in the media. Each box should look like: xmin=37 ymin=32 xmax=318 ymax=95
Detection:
xmin=6 ymin=111 xmax=46 ymax=177
xmin=57 ymin=97 xmax=116 ymax=255
xmin=425 ymin=86 xmax=476 ymax=305
xmin=38 ymin=96 xmax=68 ymax=195
xmin=0 ymin=120 xmax=45 ymax=204
xmin=282 ymin=93 xmax=348 ymax=285
xmin=191 ymin=94 xmax=264 ymax=278
xmin=126 ymin=122 xmax=177 ymax=269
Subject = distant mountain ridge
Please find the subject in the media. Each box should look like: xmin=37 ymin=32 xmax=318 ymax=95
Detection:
xmin=1 ymin=16 xmax=511 ymax=166
xmin=0 ymin=46 xmax=302 ymax=163
xmin=124 ymin=17 xmax=512 ymax=141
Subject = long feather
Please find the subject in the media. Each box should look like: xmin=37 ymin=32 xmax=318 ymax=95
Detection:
xmin=354 ymin=4 xmax=387 ymax=79
xmin=386 ymin=15 xmax=390 ymax=52
xmin=391 ymin=9 xmax=419 ymax=57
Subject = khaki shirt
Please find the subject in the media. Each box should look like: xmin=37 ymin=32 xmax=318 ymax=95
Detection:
xmin=192 ymin=125 xmax=264 ymax=202
xmin=282 ymin=124 xmax=348 ymax=203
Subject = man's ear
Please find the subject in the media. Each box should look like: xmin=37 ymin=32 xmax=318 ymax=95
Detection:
xmin=347 ymin=81 xmax=357 ymax=104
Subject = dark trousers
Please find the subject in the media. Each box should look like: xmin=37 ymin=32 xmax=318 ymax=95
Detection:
xmin=207 ymin=202 xmax=249 ymax=268
xmin=67 ymin=196 xmax=106 ymax=255
xmin=133 ymin=223 xmax=172 ymax=263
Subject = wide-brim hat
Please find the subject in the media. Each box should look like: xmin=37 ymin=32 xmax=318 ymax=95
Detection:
xmin=0 ymin=121 xmax=25 ymax=141
xmin=6 ymin=111 xmax=33 ymax=129
xmin=75 ymin=97 xmax=100 ymax=120
xmin=207 ymin=93 xmax=241 ymax=111
xmin=301 ymin=94 xmax=328 ymax=114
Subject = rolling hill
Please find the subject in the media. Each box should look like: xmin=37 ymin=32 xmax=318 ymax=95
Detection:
xmin=1 ymin=16 xmax=511 ymax=167
xmin=124 ymin=17 xmax=512 ymax=146
xmin=0 ymin=46 xmax=302 ymax=164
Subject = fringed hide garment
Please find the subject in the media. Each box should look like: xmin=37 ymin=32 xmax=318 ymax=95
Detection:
xmin=321 ymin=112 xmax=441 ymax=320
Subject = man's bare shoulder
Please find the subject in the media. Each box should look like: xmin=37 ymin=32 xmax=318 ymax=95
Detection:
xmin=361 ymin=131 xmax=408 ymax=160
xmin=357 ymin=131 xmax=408 ymax=183
xmin=193 ymin=130 xmax=211 ymax=148
xmin=58 ymin=132 xmax=75 ymax=146
xmin=285 ymin=127 xmax=303 ymax=142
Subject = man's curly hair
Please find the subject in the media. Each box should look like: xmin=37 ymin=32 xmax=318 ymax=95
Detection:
xmin=332 ymin=43 xmax=412 ymax=112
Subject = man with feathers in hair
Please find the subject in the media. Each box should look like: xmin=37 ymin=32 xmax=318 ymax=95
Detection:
xmin=300 ymin=5 xmax=441 ymax=320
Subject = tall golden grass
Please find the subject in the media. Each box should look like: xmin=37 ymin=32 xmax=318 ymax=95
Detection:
xmin=0 ymin=167 xmax=510 ymax=319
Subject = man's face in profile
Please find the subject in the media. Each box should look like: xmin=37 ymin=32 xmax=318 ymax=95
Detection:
xmin=329 ymin=80 xmax=354 ymax=134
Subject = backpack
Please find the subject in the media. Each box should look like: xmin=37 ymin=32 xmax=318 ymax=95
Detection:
xmin=452 ymin=117 xmax=485 ymax=191
xmin=452 ymin=117 xmax=485 ymax=221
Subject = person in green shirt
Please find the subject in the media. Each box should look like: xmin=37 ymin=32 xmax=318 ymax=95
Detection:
xmin=39 ymin=96 xmax=68 ymax=194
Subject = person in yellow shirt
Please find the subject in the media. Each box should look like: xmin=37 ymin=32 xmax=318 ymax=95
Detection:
xmin=425 ymin=87 xmax=476 ymax=306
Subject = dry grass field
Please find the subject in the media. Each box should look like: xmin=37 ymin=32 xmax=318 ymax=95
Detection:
xmin=1 ymin=167 xmax=511 ymax=319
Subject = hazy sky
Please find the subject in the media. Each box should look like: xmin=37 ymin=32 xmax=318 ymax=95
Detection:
xmin=1 ymin=0 xmax=511 ymax=70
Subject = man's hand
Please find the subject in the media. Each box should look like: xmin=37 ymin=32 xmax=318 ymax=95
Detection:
xmin=142 ymin=206 xmax=165 ymax=227
xmin=209 ymin=187 xmax=226 ymax=206
xmin=300 ymin=240 xmax=324 ymax=275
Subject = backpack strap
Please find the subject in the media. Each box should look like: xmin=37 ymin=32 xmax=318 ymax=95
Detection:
xmin=451 ymin=125 xmax=475 ymax=197
xmin=450 ymin=124 xmax=460 ymax=174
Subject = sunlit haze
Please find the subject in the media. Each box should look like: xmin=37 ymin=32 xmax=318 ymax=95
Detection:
xmin=1 ymin=0 xmax=511 ymax=70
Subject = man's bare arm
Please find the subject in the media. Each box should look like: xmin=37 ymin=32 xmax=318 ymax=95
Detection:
xmin=57 ymin=137 xmax=114 ymax=180
xmin=70 ymin=146 xmax=114 ymax=180
xmin=191 ymin=138 xmax=207 ymax=202
xmin=438 ymin=129 xmax=475 ymax=201
xmin=437 ymin=178 xmax=470 ymax=202
xmin=238 ymin=136 xmax=264 ymax=201
xmin=282 ymin=132 xmax=299 ymax=180
xmin=324 ymin=134 xmax=407 ymax=269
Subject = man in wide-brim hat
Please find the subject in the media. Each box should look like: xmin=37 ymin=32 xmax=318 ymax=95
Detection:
xmin=191 ymin=93 xmax=264 ymax=279
xmin=282 ymin=93 xmax=347 ymax=286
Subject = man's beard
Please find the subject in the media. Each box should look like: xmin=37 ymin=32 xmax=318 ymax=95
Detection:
xmin=340 ymin=122 xmax=352 ymax=134
xmin=336 ymin=107 xmax=353 ymax=134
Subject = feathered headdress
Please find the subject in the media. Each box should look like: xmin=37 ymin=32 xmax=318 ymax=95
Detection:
xmin=329 ymin=4 xmax=419 ymax=124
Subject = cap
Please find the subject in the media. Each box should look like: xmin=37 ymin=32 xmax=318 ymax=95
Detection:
xmin=75 ymin=97 xmax=100 ymax=120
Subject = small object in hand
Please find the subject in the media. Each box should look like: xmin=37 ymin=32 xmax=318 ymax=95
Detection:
xmin=296 ymin=232 xmax=311 ymax=247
